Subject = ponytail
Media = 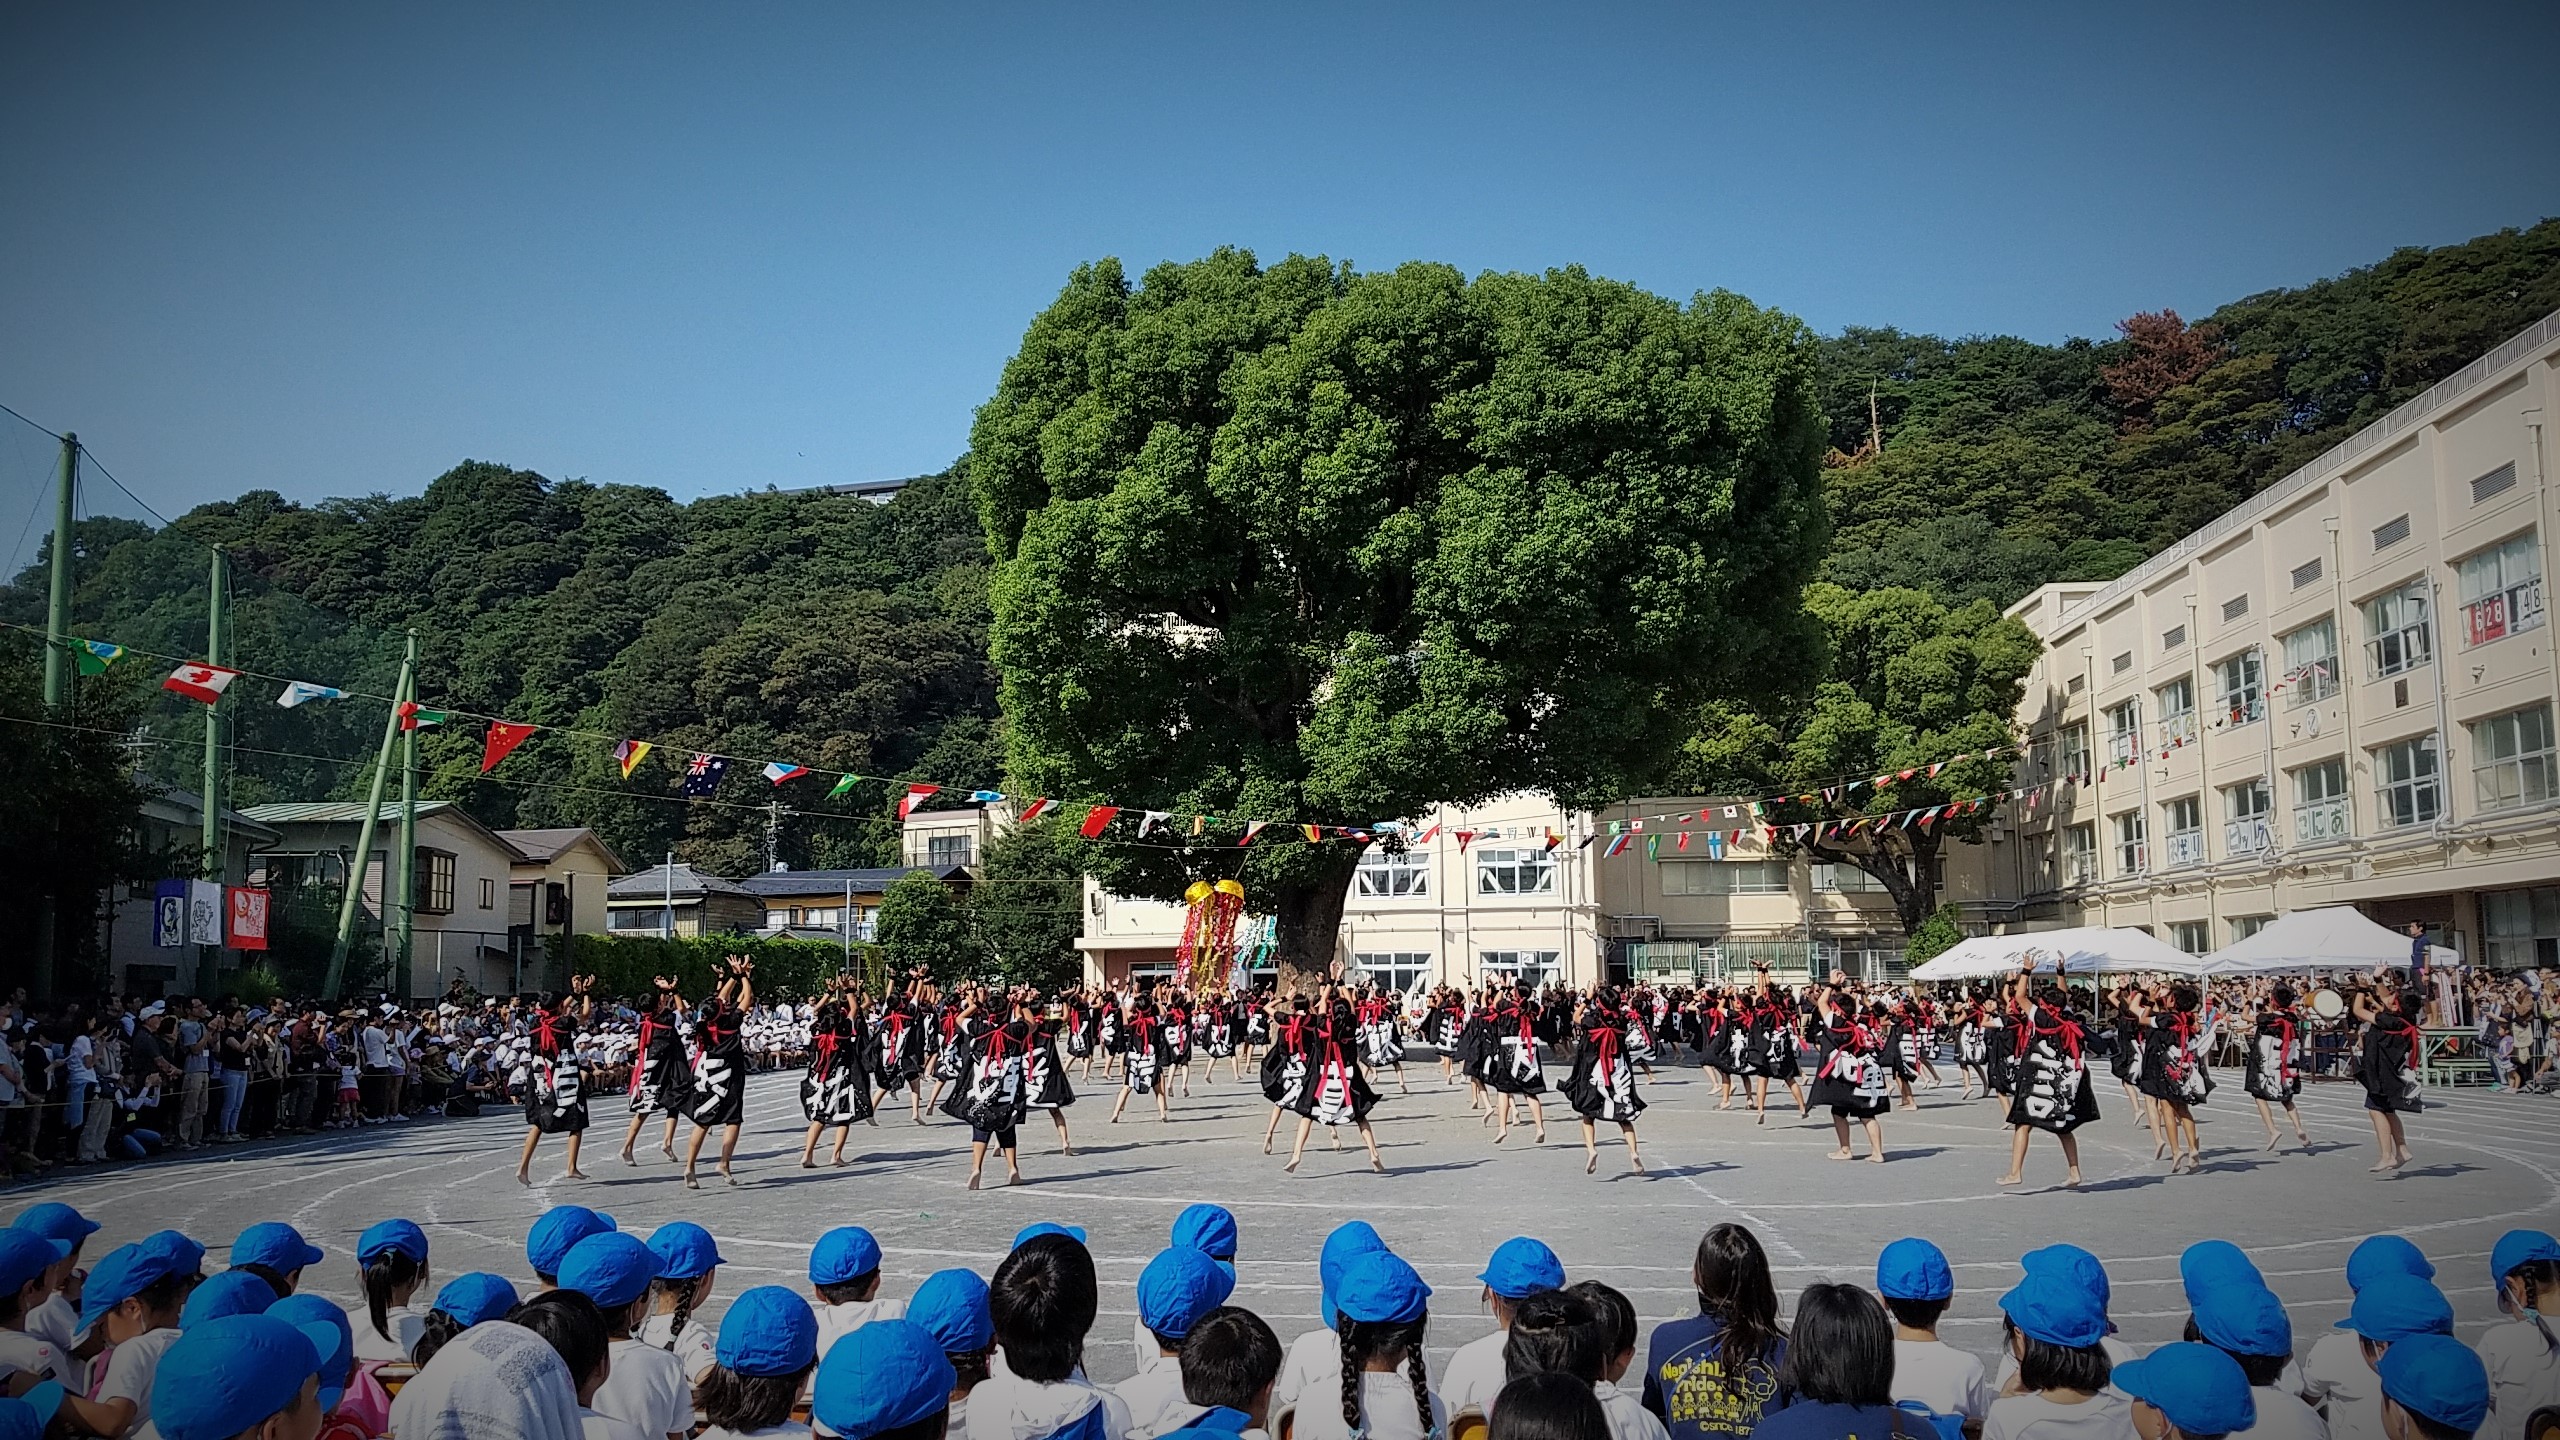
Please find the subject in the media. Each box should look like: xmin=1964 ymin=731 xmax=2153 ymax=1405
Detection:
xmin=410 ymin=1307 xmax=466 ymax=1366
xmin=363 ymin=1252 xmax=423 ymax=1345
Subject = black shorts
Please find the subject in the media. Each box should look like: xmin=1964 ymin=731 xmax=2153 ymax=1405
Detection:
xmin=972 ymin=1125 xmax=1018 ymax=1149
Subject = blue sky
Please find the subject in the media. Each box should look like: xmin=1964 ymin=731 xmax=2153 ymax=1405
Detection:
xmin=3 ymin=2 xmax=2556 ymax=522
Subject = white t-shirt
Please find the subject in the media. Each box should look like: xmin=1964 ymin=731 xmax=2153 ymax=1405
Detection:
xmin=28 ymin=1293 xmax=78 ymax=1355
xmin=1983 ymin=1391 xmax=2138 ymax=1440
xmin=1287 ymin=1366 xmax=1447 ymax=1440
xmin=2238 ymin=1386 xmax=2330 ymax=1440
xmin=596 ymin=1336 xmax=696 ymax=1440
xmin=1440 ymin=1329 xmax=1508 ymax=1415
xmin=1594 ymin=1379 xmax=1670 ymax=1440
xmin=1274 ymin=1327 xmax=1336 ymax=1409
xmin=68 ymin=1034 xmax=97 ymax=1086
xmin=353 ymin=1304 xmax=427 ymax=1363
xmin=361 ymin=1027 xmax=392 ymax=1068
xmin=813 ymin=1296 xmax=909 ymax=1360
xmin=98 ymin=1326 xmax=184 ymax=1436
xmin=1111 ymin=1357 xmax=1191 ymax=1437
xmin=2301 ymin=1331 xmax=2381 ymax=1440
xmin=583 ymin=1408 xmax=652 ymax=1440
xmin=966 ymin=1373 xmax=1133 ymax=1440
xmin=1893 ymin=1337 xmax=1993 ymax=1421
xmin=637 ymin=1312 xmax=718 ymax=1384
xmin=0 ymin=1327 xmax=67 ymax=1384
xmin=2479 ymin=1321 xmax=2560 ymax=1440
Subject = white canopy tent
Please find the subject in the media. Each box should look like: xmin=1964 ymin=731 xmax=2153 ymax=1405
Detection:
xmin=1908 ymin=926 xmax=2210 ymax=980
xmin=1906 ymin=934 xmax=2028 ymax=981
xmin=2199 ymin=906 xmax=2459 ymax=977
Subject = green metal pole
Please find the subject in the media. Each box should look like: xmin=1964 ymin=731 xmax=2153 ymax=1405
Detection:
xmin=197 ymin=546 xmax=228 ymax=997
xmin=393 ymin=629 xmax=419 ymax=1000
xmin=32 ymin=434 xmax=78 ymax=1002
xmin=323 ymin=655 xmax=413 ymax=1002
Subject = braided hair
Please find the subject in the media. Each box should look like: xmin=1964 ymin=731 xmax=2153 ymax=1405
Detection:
xmin=1336 ymin=1315 xmax=1431 ymax=1440
xmin=2510 ymin=1259 xmax=2560 ymax=1355
xmin=654 ymin=1274 xmax=702 ymax=1355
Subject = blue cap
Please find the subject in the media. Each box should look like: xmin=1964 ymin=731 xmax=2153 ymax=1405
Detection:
xmin=1335 ymin=1251 xmax=1431 ymax=1325
xmin=149 ymin=1313 xmax=330 ymax=1440
xmin=433 ymin=1272 xmax=522 ymax=1328
xmin=230 ymin=1222 xmax=326 ymax=1275
xmin=141 ymin=1229 xmax=208 ymax=1278
xmin=355 ymin=1219 xmax=427 ymax=1265
xmin=811 ymin=1227 xmax=884 ymax=1286
xmin=1318 ymin=1221 xmax=1387 ymax=1326
xmin=2335 ymin=1276 xmax=2456 ymax=1342
xmin=2491 ymin=1230 xmax=2560 ymax=1291
xmin=2377 ymin=1333 xmax=2491 ymax=1432
xmin=716 ymin=1285 xmax=820 ymax=1378
xmin=1478 ymin=1237 xmax=1565 ymax=1300
xmin=1013 ymin=1222 xmax=1088 ymax=1249
xmin=1171 ymin=1204 xmax=1239 ymax=1266
xmin=0 ymin=1229 xmax=69 ymax=1298
xmin=909 ymin=1269 xmax=993 ymax=1354
xmin=2114 ymin=1343 xmax=2257 ymax=1437
xmin=10 ymin=1202 xmax=100 ymax=1247
xmin=2347 ymin=1235 xmax=2436 ymax=1291
xmin=2000 ymin=1271 xmax=2109 ymax=1349
xmin=181 ymin=1270 xmax=279 ymax=1329
xmin=2180 ymin=1241 xmax=2264 ymax=1303
xmin=527 ymin=1205 xmax=617 ymax=1277
xmin=1877 ymin=1238 xmax=1954 ymax=1302
xmin=0 ymin=1381 xmax=64 ymax=1440
xmin=648 ymin=1221 xmax=726 ymax=1280
xmin=267 ymin=1294 xmax=354 ymax=1412
xmin=559 ymin=1232 xmax=664 ymax=1310
xmin=2020 ymin=1244 xmax=2111 ymax=1309
xmin=812 ymin=1319 xmax=957 ymax=1440
xmin=1138 ymin=1248 xmax=1237 ymax=1340
xmin=2192 ymin=1282 xmax=2292 ymax=1358
xmin=79 ymin=1240 xmax=190 ymax=1334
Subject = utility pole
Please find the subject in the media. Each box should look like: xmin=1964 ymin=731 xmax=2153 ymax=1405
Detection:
xmin=323 ymin=653 xmax=415 ymax=1002
xmin=197 ymin=546 xmax=229 ymax=997
xmin=764 ymin=801 xmax=783 ymax=873
xmin=32 ymin=433 xmax=78 ymax=1002
xmin=393 ymin=629 xmax=420 ymax=1000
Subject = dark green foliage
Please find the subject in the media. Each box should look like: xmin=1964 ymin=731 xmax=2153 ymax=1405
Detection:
xmin=0 ymin=635 xmax=162 ymax=991
xmin=1906 ymin=903 xmax=1965 ymax=966
xmin=971 ymin=820 xmax=1086 ymax=992
xmin=875 ymin=868 xmax=981 ymax=986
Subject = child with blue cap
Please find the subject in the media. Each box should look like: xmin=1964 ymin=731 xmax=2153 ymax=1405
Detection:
xmin=410 ymin=1272 xmax=522 ymax=1368
xmin=228 ymin=1222 xmax=326 ymax=1297
xmin=1276 ymin=1221 xmax=1388 ymax=1411
xmin=1444 ymin=1236 xmax=1566 ymax=1413
xmin=697 ymin=1285 xmax=819 ymax=1438
xmin=147 ymin=1312 xmax=336 ymax=1440
xmin=812 ymin=1319 xmax=956 ymax=1440
xmin=1985 ymin=1270 xmax=2134 ymax=1440
xmin=2305 ymin=1236 xmax=2438 ymax=1430
xmin=1298 ymin=1250 xmax=1442 ymax=1440
xmin=1112 ymin=1248 xmax=1240 ymax=1435
xmin=2477 ymin=1229 xmax=2560 ymax=1440
xmin=2181 ymin=1282 xmax=2322 ymax=1440
xmin=269 ymin=1292 xmax=371 ymax=1439
xmin=1876 ymin=1237 xmax=1992 ymax=1426
xmin=526 ymin=1204 xmax=617 ymax=1286
xmin=9 ymin=1203 xmax=99 ymax=1358
xmin=1993 ymin=1245 xmax=2139 ymax=1396
xmin=0 ymin=1228 xmax=70 ymax=1385
xmin=561 ymin=1230 xmax=694 ymax=1440
xmin=2114 ymin=1343 xmax=2255 ymax=1440
xmin=1137 ymin=1205 xmax=1240 ymax=1372
xmin=810 ymin=1226 xmax=907 ymax=1360
xmin=350 ymin=1217 xmax=430 ymax=1363
xmin=180 ymin=1270 xmax=280 ymax=1329
xmin=641 ymin=1220 xmax=727 ymax=1383
xmin=2376 ymin=1334 xmax=2491 ymax=1440
xmin=2326 ymin=1276 xmax=2458 ymax=1440
xmin=972 ymin=1230 xmax=1133 ymax=1440
xmin=908 ymin=1269 xmax=995 ymax=1438
xmin=56 ymin=1234 xmax=203 ymax=1438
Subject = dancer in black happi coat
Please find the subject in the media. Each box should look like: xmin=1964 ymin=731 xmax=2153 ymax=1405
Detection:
xmin=516 ymin=975 xmax=595 ymax=1186
xmin=2355 ymin=982 xmax=2424 ymax=1174
xmin=1482 ymin=986 xmax=1549 ymax=1144
xmin=618 ymin=975 xmax=690 ymax=1165
xmin=1285 ymin=963 xmax=1386 ymax=1175
xmin=798 ymin=977 xmax=876 ymax=1169
xmin=1997 ymin=965 xmax=2099 ymax=1190
xmin=1561 ymin=987 xmax=1646 ymax=1175
xmin=680 ymin=955 xmax=754 ymax=1188
xmin=1806 ymin=980 xmax=1890 ymax=1165
xmin=2243 ymin=984 xmax=2314 ymax=1153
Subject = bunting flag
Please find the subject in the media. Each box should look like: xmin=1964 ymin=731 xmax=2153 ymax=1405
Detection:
xmin=969 ymin=789 xmax=1005 ymax=803
xmin=398 ymin=702 xmax=448 ymax=731
xmin=276 ymin=681 xmax=343 ymax=709
xmin=72 ymin=639 xmax=124 ymax=676
xmin=1300 ymin=824 xmax=1323 ymax=843
xmin=1603 ymin=833 xmax=1631 ymax=858
xmin=161 ymin=663 xmax=238 ymax=705
xmin=1706 ymin=831 xmax=1728 ymax=858
xmin=762 ymin=761 xmax=810 ymax=785
xmin=1675 ymin=830 xmax=1692 ymax=851
xmin=480 ymin=721 xmax=537 ymax=773
xmin=1239 ymin=820 xmax=1268 ymax=846
xmin=1645 ymin=834 xmax=1660 ymax=861
xmin=828 ymin=773 xmax=862 ymax=800
xmin=1455 ymin=829 xmax=1477 ymax=851
xmin=1139 ymin=811 xmax=1169 ymax=837
xmin=1413 ymin=823 xmax=1441 ymax=844
xmin=1017 ymin=796 xmax=1056 ymax=821
xmin=683 ymin=753 xmax=728 ymax=796
xmin=898 ymin=783 xmax=940 ymax=819
xmin=1078 ymin=805 xmax=1120 ymax=838
xmin=1190 ymin=815 xmax=1209 ymax=836
xmin=616 ymin=740 xmax=654 ymax=780
xmin=1543 ymin=828 xmax=1562 ymax=853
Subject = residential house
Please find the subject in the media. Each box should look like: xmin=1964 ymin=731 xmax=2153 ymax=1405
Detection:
xmin=100 ymin=786 xmax=279 ymax=999
xmin=603 ymin=862 xmax=766 ymax=938
xmin=242 ymin=800 xmax=531 ymax=996
xmin=735 ymin=865 xmax=969 ymax=944
xmin=496 ymin=828 xmax=628 ymax=946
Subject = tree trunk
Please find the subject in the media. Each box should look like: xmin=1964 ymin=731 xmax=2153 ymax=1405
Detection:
xmin=1269 ymin=854 xmax=1361 ymax=996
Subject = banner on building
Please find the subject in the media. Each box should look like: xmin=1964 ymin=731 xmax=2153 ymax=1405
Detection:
xmin=226 ymin=887 xmax=272 ymax=951
xmin=189 ymin=879 xmax=226 ymax=946
xmin=152 ymin=879 xmax=188 ymax=949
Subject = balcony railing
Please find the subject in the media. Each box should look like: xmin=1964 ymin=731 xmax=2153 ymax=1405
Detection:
xmin=2223 ymin=818 xmax=2274 ymax=856
xmin=2292 ymin=798 xmax=2351 ymax=844
xmin=2164 ymin=831 xmax=2207 ymax=868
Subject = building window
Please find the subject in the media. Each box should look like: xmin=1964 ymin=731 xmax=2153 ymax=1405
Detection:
xmin=926 ymin=834 xmax=975 ymax=867
xmin=2486 ymin=887 xmax=2560 ymax=970
xmin=1727 ymin=860 xmax=1791 ymax=895
xmin=1355 ymin=849 xmax=1430 ymax=898
xmin=2103 ymin=701 xmax=2140 ymax=767
xmin=1476 ymin=849 xmax=1556 ymax=896
xmin=1817 ymin=862 xmax=1890 ymax=894
xmin=2058 ymin=722 xmax=2090 ymax=778
xmin=2473 ymin=461 xmax=2519 ymax=505
xmin=2156 ymin=677 xmax=2196 ymax=747
xmin=1662 ymin=862 xmax=1717 ymax=896
xmin=2471 ymin=704 xmax=2558 ymax=812
xmin=608 ymin=908 xmax=662 ymax=932
xmin=2062 ymin=824 xmax=2097 ymax=887
xmin=2169 ymin=920 xmax=2210 ymax=954
xmin=2160 ymin=796 xmax=2204 ymax=868
xmin=2459 ymin=532 xmax=2545 ymax=646
xmin=1352 ymin=951 xmax=1432 ymax=995
xmin=2212 ymin=651 xmax=2263 ymax=727
xmin=2373 ymin=734 xmax=2442 ymax=828
xmin=2291 ymin=759 xmax=2351 ymax=843
xmin=2162 ymin=624 xmax=2187 ymax=652
xmin=2111 ymin=651 xmax=2133 ymax=675
xmin=415 ymin=849 xmax=455 ymax=915
xmin=1478 ymin=950 xmax=1560 ymax=989
xmin=477 ymin=877 xmax=496 ymax=910
xmin=2222 ymin=594 xmax=2250 ymax=622
xmin=2278 ymin=617 xmax=2338 ymax=705
xmin=2290 ymin=558 xmax=2323 ymax=590
xmin=2230 ymin=914 xmax=2273 ymax=943
xmin=2113 ymin=811 xmax=2147 ymax=875
xmin=2221 ymin=779 xmax=2272 ymax=856
xmin=2363 ymin=580 xmax=2432 ymax=677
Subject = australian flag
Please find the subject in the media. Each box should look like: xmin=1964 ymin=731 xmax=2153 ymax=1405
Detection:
xmin=682 ymin=753 xmax=728 ymax=797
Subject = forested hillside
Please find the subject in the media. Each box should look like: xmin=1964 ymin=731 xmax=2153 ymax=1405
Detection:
xmin=6 ymin=218 xmax=2555 ymax=884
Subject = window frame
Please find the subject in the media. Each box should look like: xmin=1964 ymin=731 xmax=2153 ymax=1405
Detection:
xmin=1475 ymin=848 xmax=1557 ymax=896
xmin=2103 ymin=700 xmax=2140 ymax=767
xmin=2112 ymin=810 xmax=2148 ymax=876
xmin=2062 ymin=824 xmax=2097 ymax=887
xmin=1354 ymin=848 xmax=1432 ymax=898
xmin=2160 ymin=795 xmax=2204 ymax=868
xmin=2373 ymin=733 xmax=2443 ymax=829
xmin=415 ymin=848 xmax=456 ymax=916
xmin=925 ymin=834 xmax=976 ymax=868
xmin=2362 ymin=579 xmax=2433 ymax=678
xmin=2156 ymin=677 xmax=2197 ymax=746
xmin=2278 ymin=616 xmax=2339 ymax=705
xmin=2470 ymin=704 xmax=2558 ymax=813
xmin=2211 ymin=650 xmax=2264 ymax=727
xmin=2457 ymin=532 xmax=2546 ymax=648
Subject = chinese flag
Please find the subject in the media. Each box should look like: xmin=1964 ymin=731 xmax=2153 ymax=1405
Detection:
xmin=481 ymin=721 xmax=537 ymax=773
xmin=1078 ymin=805 xmax=1122 ymax=838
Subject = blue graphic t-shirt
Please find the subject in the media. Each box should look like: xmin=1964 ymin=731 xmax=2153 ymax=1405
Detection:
xmin=1641 ymin=1313 xmax=1786 ymax=1440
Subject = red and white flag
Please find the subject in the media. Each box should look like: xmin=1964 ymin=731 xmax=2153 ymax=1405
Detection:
xmin=1018 ymin=797 xmax=1058 ymax=822
xmin=162 ymin=663 xmax=239 ymax=705
xmin=898 ymin=783 xmax=941 ymax=819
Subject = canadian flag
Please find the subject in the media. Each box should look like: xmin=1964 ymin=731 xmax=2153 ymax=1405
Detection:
xmin=162 ymin=663 xmax=239 ymax=705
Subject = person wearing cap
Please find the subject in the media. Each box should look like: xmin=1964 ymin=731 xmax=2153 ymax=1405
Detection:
xmin=1275 ymin=1222 xmax=1388 ymax=1410
xmin=2113 ymin=1343 xmax=2255 ymax=1440
xmin=411 ymin=1272 xmax=523 ymax=1369
xmin=695 ymin=1286 xmax=819 ymax=1438
xmin=561 ymin=1231 xmax=693 ymax=1440
xmin=2376 ymin=1334 xmax=2491 ymax=1440
xmin=1985 ymin=1270 xmax=2135 ymax=1440
xmin=146 ymin=1312 xmax=334 ymax=1440
xmin=1992 ymin=1246 xmax=2141 ymax=1398
xmin=10 ymin=1204 xmax=99 ymax=1358
xmin=2478 ymin=1230 xmax=2560 ymax=1440
xmin=908 ymin=1269 xmax=996 ymax=1437
xmin=229 ymin=1223 xmax=326 ymax=1298
xmin=972 ymin=1231 xmax=1134 ymax=1440
xmin=527 ymin=1205 xmax=619 ymax=1287
xmin=350 ymin=1218 xmax=431 ymax=1364
xmin=1112 ymin=1249 xmax=1240 ymax=1434
xmin=810 ymin=1226 xmax=908 ymax=1360
xmin=1445 ymin=1237 xmax=1568 ymax=1414
xmin=1136 ymin=1206 xmax=1241 ymax=1373
xmin=269 ymin=1292 xmax=376 ymax=1440
xmin=1154 ymin=1306 xmax=1283 ymax=1440
xmin=0 ymin=1228 xmax=69 ymax=1386
xmin=180 ymin=1270 xmax=280 ymax=1330
xmin=639 ymin=1221 xmax=726 ymax=1383
xmin=56 ymin=1236 xmax=202 ymax=1438
xmin=2176 ymin=1282 xmax=2318 ymax=1440
xmin=1874 ymin=1238 xmax=1991 ymax=1426
xmin=2305 ymin=1238 xmax=2439 ymax=1427
xmin=2326 ymin=1277 xmax=2459 ymax=1440
xmin=813 ymin=1319 xmax=957 ymax=1440
xmin=1294 ymin=1250 xmax=1444 ymax=1440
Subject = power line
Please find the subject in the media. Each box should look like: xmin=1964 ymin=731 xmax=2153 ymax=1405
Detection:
xmin=0 ymin=401 xmax=63 ymax=442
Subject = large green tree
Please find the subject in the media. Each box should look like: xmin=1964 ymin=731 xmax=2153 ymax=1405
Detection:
xmin=970 ymin=820 xmax=1086 ymax=991
xmin=970 ymin=249 xmax=1830 ymax=989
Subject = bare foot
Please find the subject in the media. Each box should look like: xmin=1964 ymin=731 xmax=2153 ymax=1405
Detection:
xmin=2264 ymin=1133 xmax=2281 ymax=1152
xmin=2065 ymin=1170 xmax=2083 ymax=1188
xmin=1535 ymin=1130 xmax=1548 ymax=1144
xmin=684 ymin=1173 xmax=700 ymax=1189
xmin=1631 ymin=1156 xmax=1646 ymax=1174
xmin=832 ymin=1156 xmax=848 ymax=1168
xmin=1828 ymin=1149 xmax=1854 ymax=1160
xmin=967 ymin=1174 xmax=981 ymax=1190
xmin=802 ymin=1158 xmax=817 ymax=1170
xmin=620 ymin=1152 xmax=636 ymax=1166
xmin=1492 ymin=1129 xmax=1506 ymax=1145
xmin=1007 ymin=1173 xmax=1023 ymax=1186
xmin=563 ymin=1169 xmax=588 ymax=1181
xmin=726 ymin=1175 xmax=741 ymax=1187
xmin=1996 ymin=1173 xmax=2023 ymax=1186
xmin=1585 ymin=1152 xmax=1598 ymax=1175
xmin=514 ymin=1171 xmax=531 ymax=1187
xmin=1284 ymin=1158 xmax=1300 ymax=1174
xmin=2369 ymin=1160 xmax=2396 ymax=1173
xmin=1867 ymin=1153 xmax=1886 ymax=1164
